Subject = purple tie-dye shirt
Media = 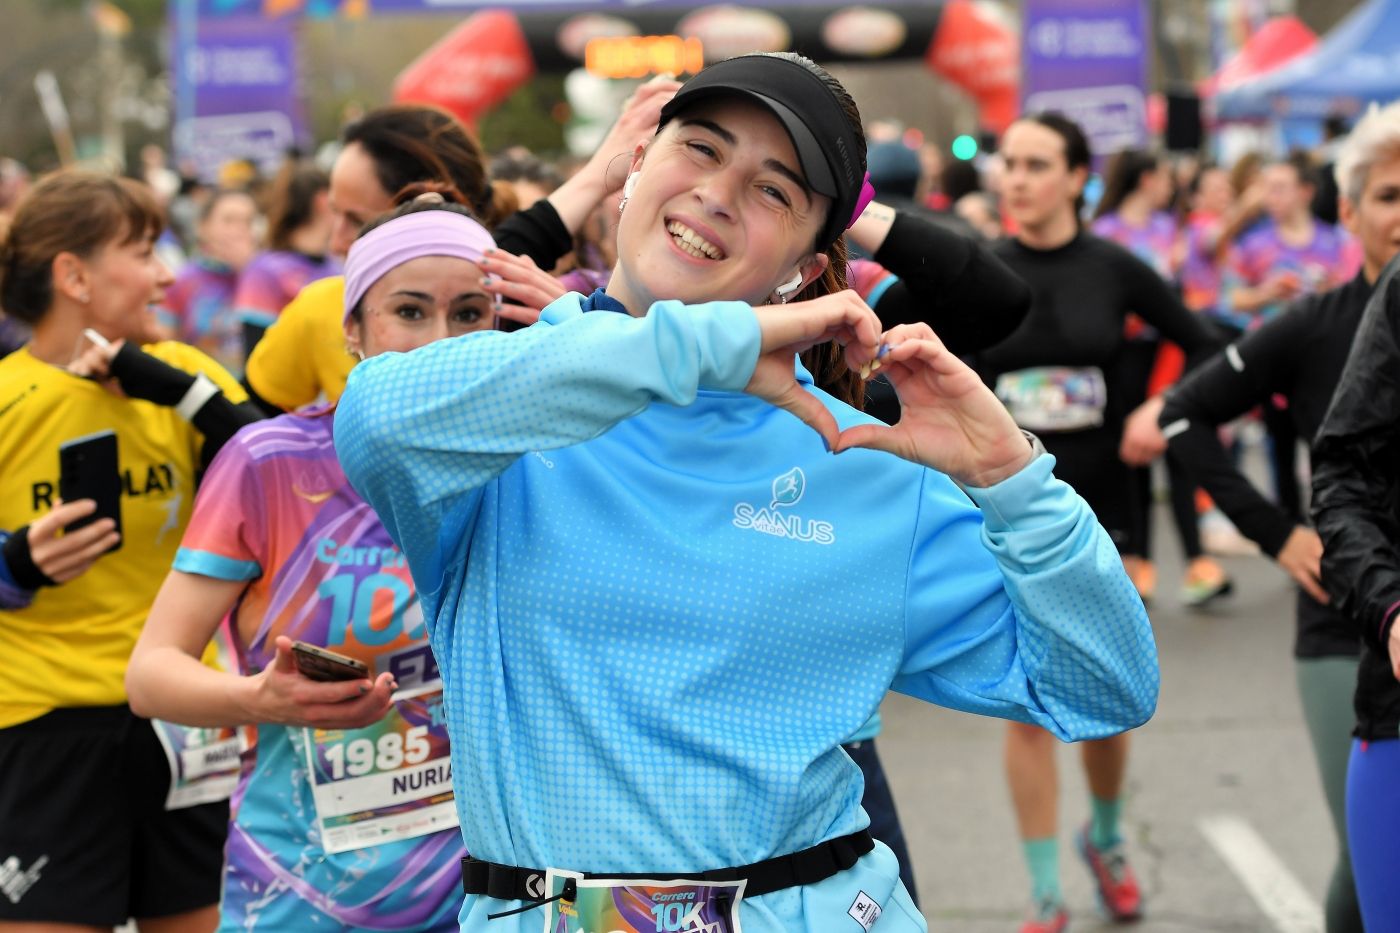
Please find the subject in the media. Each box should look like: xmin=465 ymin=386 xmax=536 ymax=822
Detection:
xmin=159 ymin=256 xmax=242 ymax=374
xmin=1221 ymin=219 xmax=1362 ymax=330
xmin=234 ymin=250 xmax=341 ymax=330
xmin=1089 ymin=211 xmax=1180 ymax=283
xmin=1089 ymin=210 xmax=1181 ymax=340
xmin=1180 ymin=212 xmax=1226 ymax=322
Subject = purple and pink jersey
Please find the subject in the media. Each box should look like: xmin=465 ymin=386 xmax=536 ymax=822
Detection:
xmin=1222 ymin=219 xmax=1362 ymax=330
xmin=235 ymin=250 xmax=341 ymax=331
xmin=159 ymin=256 xmax=242 ymax=375
xmin=174 ymin=407 xmax=461 ymax=931
xmin=1090 ymin=210 xmax=1180 ymax=341
xmin=1180 ymin=212 xmax=1226 ymax=322
xmin=1090 ymin=211 xmax=1180 ymax=283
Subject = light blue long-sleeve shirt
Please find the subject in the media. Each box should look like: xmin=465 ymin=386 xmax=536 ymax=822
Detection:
xmin=335 ymin=292 xmax=1158 ymax=931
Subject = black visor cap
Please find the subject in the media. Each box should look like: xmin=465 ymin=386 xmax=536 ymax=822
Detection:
xmin=657 ymin=55 xmax=864 ymax=249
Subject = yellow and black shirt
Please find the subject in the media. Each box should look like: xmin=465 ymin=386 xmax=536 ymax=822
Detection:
xmin=243 ymin=275 xmax=354 ymax=411
xmin=0 ymin=342 xmax=245 ymax=727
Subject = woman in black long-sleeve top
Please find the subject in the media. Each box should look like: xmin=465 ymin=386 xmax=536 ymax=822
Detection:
xmin=981 ymin=113 xmax=1222 ymax=933
xmin=1310 ymin=102 xmax=1400 ymax=933
xmin=1158 ymin=108 xmax=1400 ymax=929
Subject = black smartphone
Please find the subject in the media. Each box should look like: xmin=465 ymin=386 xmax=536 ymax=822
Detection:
xmin=58 ymin=430 xmax=122 ymax=551
xmin=291 ymin=641 xmax=370 ymax=683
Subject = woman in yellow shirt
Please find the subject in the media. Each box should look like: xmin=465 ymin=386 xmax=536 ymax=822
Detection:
xmin=0 ymin=171 xmax=256 ymax=931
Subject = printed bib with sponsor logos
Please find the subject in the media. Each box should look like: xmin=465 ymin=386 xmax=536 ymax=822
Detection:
xmin=152 ymin=719 xmax=247 ymax=810
xmin=303 ymin=684 xmax=457 ymax=854
xmin=153 ymin=620 xmax=249 ymax=810
xmin=542 ymin=870 xmax=744 ymax=933
xmin=995 ymin=366 xmax=1107 ymax=433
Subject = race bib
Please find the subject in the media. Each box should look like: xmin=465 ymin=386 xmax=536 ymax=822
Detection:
xmin=304 ymin=684 xmax=457 ymax=854
xmin=543 ymin=870 xmax=745 ymax=933
xmin=152 ymin=719 xmax=247 ymax=810
xmin=995 ymin=366 xmax=1107 ymax=433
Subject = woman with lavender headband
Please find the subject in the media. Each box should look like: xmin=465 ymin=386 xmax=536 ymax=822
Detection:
xmin=127 ymin=190 xmax=500 ymax=932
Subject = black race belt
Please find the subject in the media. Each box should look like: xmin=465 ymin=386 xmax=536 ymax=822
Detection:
xmin=462 ymin=829 xmax=874 ymax=902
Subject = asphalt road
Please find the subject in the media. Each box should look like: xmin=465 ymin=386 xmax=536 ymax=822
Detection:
xmin=878 ymin=511 xmax=1339 ymax=933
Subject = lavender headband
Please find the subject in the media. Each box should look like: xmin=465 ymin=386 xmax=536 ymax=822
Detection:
xmin=343 ymin=209 xmax=497 ymax=323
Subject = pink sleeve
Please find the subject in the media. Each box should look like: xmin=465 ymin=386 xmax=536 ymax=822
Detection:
xmin=173 ymin=433 xmax=269 ymax=580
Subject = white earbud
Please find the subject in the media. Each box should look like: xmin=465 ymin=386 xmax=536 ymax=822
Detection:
xmin=775 ymin=272 xmax=804 ymax=297
xmin=622 ymin=172 xmax=639 ymax=200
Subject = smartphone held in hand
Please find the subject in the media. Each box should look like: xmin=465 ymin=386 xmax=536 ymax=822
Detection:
xmin=58 ymin=430 xmax=123 ymax=551
xmin=291 ymin=641 xmax=370 ymax=682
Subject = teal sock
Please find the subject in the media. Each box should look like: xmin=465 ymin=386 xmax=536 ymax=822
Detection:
xmin=1022 ymin=837 xmax=1062 ymax=904
xmin=1090 ymin=795 xmax=1124 ymax=850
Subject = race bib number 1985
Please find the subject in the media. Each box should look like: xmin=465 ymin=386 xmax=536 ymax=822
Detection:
xmin=304 ymin=685 xmax=457 ymax=854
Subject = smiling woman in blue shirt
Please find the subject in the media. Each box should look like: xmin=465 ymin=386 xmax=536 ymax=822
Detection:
xmin=337 ymin=52 xmax=1159 ymax=933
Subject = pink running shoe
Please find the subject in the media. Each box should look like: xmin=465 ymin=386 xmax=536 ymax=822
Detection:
xmin=1019 ymin=898 xmax=1069 ymax=933
xmin=1077 ymin=825 xmax=1143 ymax=921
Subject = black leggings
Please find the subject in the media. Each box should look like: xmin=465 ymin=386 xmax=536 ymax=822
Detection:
xmin=1119 ymin=340 xmax=1203 ymax=561
xmin=1131 ymin=454 xmax=1204 ymax=560
xmin=1042 ymin=430 xmax=1134 ymax=552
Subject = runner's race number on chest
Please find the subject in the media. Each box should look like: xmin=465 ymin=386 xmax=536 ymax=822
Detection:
xmin=995 ymin=366 xmax=1107 ymax=433
xmin=304 ymin=685 xmax=456 ymax=853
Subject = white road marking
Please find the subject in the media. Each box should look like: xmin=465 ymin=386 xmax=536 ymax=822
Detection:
xmin=1198 ymin=814 xmax=1323 ymax=933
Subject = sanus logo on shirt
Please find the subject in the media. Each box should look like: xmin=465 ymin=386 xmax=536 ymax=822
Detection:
xmin=732 ymin=467 xmax=835 ymax=545
xmin=771 ymin=467 xmax=804 ymax=507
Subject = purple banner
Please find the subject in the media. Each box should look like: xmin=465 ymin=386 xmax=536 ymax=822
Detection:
xmin=1021 ymin=0 xmax=1150 ymax=159
xmin=170 ymin=12 xmax=306 ymax=180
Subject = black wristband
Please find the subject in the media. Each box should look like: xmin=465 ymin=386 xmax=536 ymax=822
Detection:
xmin=2 ymin=526 xmax=57 ymax=590
xmin=108 ymin=342 xmax=197 ymax=407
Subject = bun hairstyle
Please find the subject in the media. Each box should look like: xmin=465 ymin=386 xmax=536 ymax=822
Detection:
xmin=1018 ymin=112 xmax=1092 ymax=220
xmin=0 ymin=171 xmax=163 ymax=326
xmin=345 ymin=181 xmax=500 ymax=325
xmin=341 ymin=104 xmax=513 ymax=230
xmin=356 ymin=181 xmax=485 ymax=239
